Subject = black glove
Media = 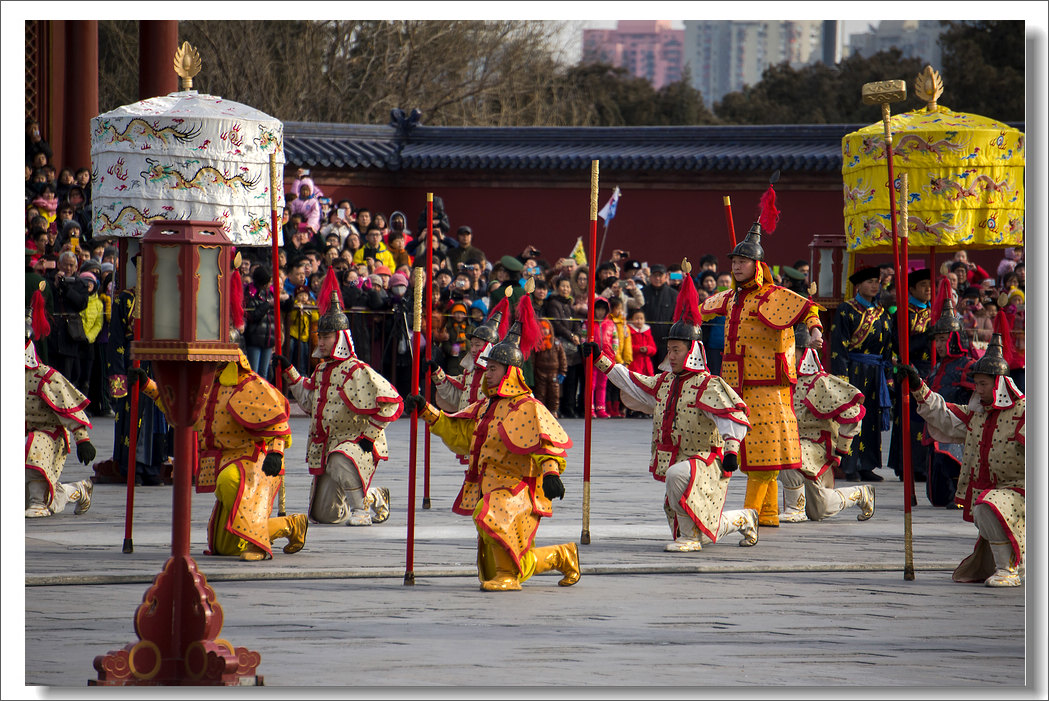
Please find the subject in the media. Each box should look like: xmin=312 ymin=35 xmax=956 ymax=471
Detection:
xmin=721 ymin=453 xmax=738 ymax=473
xmin=272 ymin=354 xmax=293 ymax=372
xmin=76 ymin=440 xmax=96 ymax=465
xmin=424 ymin=359 xmax=442 ymax=374
xmin=261 ymin=452 xmax=283 ymax=477
xmin=404 ymin=394 xmax=427 ymax=415
xmin=579 ymin=341 xmax=600 ymax=359
xmin=896 ymin=363 xmax=922 ymax=388
xmin=542 ymin=473 xmax=566 ymax=500
xmin=128 ymin=366 xmax=148 ymax=388
xmin=358 ymin=437 xmax=374 ymax=453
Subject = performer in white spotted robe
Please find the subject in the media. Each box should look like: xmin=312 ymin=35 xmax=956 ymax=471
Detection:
xmin=585 ymin=268 xmax=759 ymax=552
xmin=278 ymin=284 xmax=403 ymax=526
xmin=903 ymin=334 xmax=1025 ymax=587
xmin=25 ymin=339 xmax=95 ymax=518
xmin=780 ymin=324 xmax=875 ymax=522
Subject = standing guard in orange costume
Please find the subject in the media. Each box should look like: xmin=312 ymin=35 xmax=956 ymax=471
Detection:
xmin=405 ymin=292 xmax=580 ymax=591
xmin=700 ymin=179 xmax=824 ymax=527
xmin=135 ymin=351 xmax=307 ymax=561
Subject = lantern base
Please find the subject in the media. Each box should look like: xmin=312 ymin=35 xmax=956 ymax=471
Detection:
xmin=91 ymin=555 xmax=262 ymax=686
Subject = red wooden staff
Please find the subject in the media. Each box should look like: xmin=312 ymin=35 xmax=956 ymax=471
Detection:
xmin=581 ymin=160 xmax=599 ymax=545
xmin=405 ymin=265 xmax=426 ymax=585
xmin=270 ymin=152 xmax=287 ymax=516
xmin=423 ymin=193 xmax=434 ymax=509
xmin=863 ymin=79 xmax=915 ymax=580
xmin=723 ymin=195 xmax=737 ymax=248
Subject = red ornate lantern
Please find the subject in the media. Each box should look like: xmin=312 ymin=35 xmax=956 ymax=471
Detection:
xmin=93 ymin=220 xmax=261 ymax=686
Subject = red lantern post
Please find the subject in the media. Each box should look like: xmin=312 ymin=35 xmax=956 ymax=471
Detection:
xmin=93 ymin=221 xmax=261 ymax=686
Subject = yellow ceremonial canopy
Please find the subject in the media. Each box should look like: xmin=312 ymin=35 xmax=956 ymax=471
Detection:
xmin=841 ymin=67 xmax=1024 ymax=253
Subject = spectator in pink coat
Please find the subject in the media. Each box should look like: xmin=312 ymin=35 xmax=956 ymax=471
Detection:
xmin=626 ymin=306 xmax=655 ymax=376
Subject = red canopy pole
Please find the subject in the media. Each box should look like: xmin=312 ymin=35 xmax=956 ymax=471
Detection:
xmin=423 ymin=194 xmax=434 ymax=509
xmin=269 ymin=153 xmax=287 ymax=516
xmin=405 ymin=265 xmax=425 ymax=586
xmin=581 ymin=161 xmax=599 ymax=545
xmin=886 ymin=126 xmax=916 ymax=582
xmin=723 ymin=195 xmax=737 ymax=248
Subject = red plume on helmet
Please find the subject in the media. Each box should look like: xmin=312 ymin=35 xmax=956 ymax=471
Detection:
xmin=930 ymin=275 xmax=954 ymax=325
xmin=514 ymin=293 xmax=542 ymax=360
xmin=993 ymin=310 xmax=1021 ymax=368
xmin=317 ymin=267 xmax=344 ymax=317
xmin=489 ymin=294 xmax=511 ymax=338
xmin=672 ymin=269 xmax=701 ymax=327
xmin=757 ymin=182 xmax=780 ymax=234
xmin=229 ymin=267 xmax=244 ymax=329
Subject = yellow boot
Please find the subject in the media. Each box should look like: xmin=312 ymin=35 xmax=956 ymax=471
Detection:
xmin=269 ymin=514 xmax=309 ymax=554
xmin=480 ymin=544 xmax=522 ymax=592
xmin=240 ymin=543 xmax=268 ymax=561
xmin=532 ymin=543 xmax=581 ymax=586
xmin=744 ymin=472 xmax=779 ymax=527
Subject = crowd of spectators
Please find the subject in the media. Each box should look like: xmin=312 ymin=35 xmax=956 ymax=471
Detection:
xmin=26 ymin=134 xmax=1026 ymax=422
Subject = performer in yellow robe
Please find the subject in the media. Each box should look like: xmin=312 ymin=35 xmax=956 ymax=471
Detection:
xmin=25 ymin=337 xmax=95 ymax=518
xmin=138 ymin=351 xmax=307 ymax=561
xmin=700 ymin=182 xmax=823 ymax=527
xmin=406 ymin=299 xmax=580 ymax=592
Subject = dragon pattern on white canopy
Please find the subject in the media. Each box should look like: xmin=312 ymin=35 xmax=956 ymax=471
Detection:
xmin=90 ymin=90 xmax=284 ymax=246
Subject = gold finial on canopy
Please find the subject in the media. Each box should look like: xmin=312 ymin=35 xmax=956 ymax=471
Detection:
xmin=680 ymin=258 xmax=692 ymax=276
xmin=914 ymin=65 xmax=944 ymax=112
xmin=173 ymin=42 xmax=202 ymax=91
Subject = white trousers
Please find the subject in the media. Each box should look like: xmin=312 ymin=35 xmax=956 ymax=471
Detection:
xmin=25 ymin=470 xmax=78 ymax=514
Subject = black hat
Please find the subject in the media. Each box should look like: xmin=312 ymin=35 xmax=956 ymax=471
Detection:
xmin=456 ymin=225 xmax=472 ymax=236
xmin=470 ymin=308 xmax=504 ymax=344
xmin=907 ymin=269 xmax=930 ymax=288
xmin=970 ymin=334 xmax=1010 ymax=377
xmin=729 ymin=222 xmax=765 ymax=262
xmin=317 ymin=290 xmax=349 ymax=333
xmin=488 ymin=321 xmax=524 ymax=368
xmin=848 ymin=266 xmax=880 ymax=286
xmin=931 ymin=297 xmax=962 ymax=336
xmin=649 ymin=263 xmax=667 ymax=274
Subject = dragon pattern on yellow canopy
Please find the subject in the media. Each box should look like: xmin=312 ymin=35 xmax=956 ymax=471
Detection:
xmin=842 ymin=105 xmax=1024 ymax=253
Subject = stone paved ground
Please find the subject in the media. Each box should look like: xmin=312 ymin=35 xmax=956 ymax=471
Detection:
xmin=18 ymin=414 xmax=1042 ymax=693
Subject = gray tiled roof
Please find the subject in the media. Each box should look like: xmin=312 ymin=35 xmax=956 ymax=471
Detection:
xmin=283 ymin=121 xmax=856 ymax=173
xmin=282 ymin=120 xmax=1022 ymax=174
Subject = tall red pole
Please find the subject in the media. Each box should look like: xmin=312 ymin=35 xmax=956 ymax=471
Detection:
xmin=581 ymin=161 xmax=599 ymax=545
xmin=423 ymin=194 xmax=434 ymax=509
xmin=883 ymin=115 xmax=916 ymax=581
xmin=723 ymin=195 xmax=737 ymax=248
xmin=270 ymin=153 xmax=287 ymax=516
xmin=404 ymin=260 xmax=426 ymax=585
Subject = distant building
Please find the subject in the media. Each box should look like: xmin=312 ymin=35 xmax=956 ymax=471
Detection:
xmin=582 ymin=20 xmax=684 ymax=89
xmin=847 ymin=19 xmax=943 ymax=67
xmin=682 ymin=20 xmax=827 ymax=108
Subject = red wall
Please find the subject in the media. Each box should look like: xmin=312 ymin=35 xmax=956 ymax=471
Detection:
xmin=315 ymin=180 xmax=1003 ymax=276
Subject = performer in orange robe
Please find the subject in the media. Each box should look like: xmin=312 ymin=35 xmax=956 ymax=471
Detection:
xmin=700 ymin=181 xmax=823 ymax=527
xmin=138 ymin=351 xmax=307 ymax=561
xmin=406 ymin=295 xmax=580 ymax=592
